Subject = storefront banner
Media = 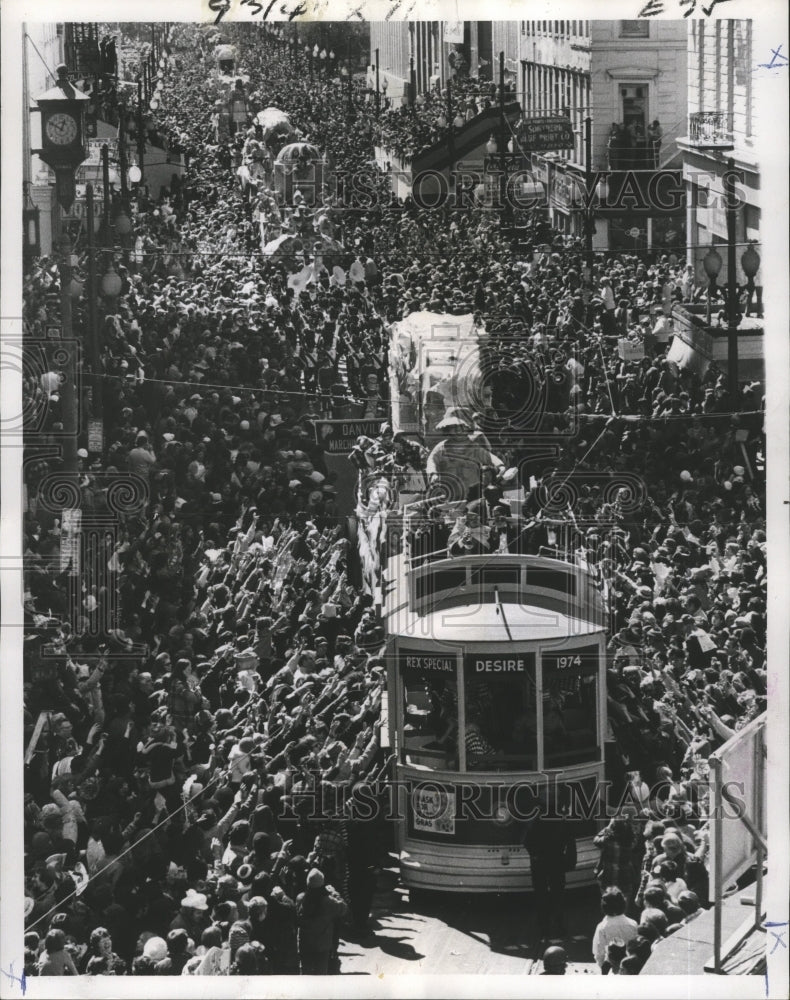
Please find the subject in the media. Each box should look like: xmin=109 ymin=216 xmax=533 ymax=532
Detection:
xmin=521 ymin=116 xmax=575 ymax=151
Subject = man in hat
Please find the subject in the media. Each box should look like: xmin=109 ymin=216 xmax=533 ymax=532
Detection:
xmin=295 ymin=868 xmax=348 ymax=974
xmin=171 ymin=889 xmax=209 ymax=939
xmin=426 ymin=408 xmax=504 ymax=502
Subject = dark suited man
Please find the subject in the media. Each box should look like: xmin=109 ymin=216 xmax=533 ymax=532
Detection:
xmin=411 ymin=506 xmax=450 ymax=565
xmin=487 ymin=504 xmax=525 ymax=554
xmin=524 ymin=793 xmax=577 ymax=939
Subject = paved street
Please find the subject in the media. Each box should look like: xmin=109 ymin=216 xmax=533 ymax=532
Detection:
xmin=339 ymin=862 xmax=601 ymax=975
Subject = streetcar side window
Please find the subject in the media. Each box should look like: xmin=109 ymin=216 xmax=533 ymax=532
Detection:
xmin=402 ymin=675 xmax=459 ymax=770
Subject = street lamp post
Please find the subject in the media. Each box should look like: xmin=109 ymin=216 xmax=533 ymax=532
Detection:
xmin=136 ymin=77 xmax=145 ymax=184
xmin=445 ymin=80 xmax=455 ymax=170
xmin=584 ymin=116 xmax=593 ymax=270
xmin=741 ymin=242 xmax=761 ymax=317
xmin=375 ymin=48 xmax=380 ymax=115
xmin=101 ymin=143 xmax=111 ymax=246
xmin=85 ymin=184 xmax=103 ymax=423
xmin=118 ymin=101 xmax=129 ymax=205
xmin=498 ymin=52 xmax=510 ymax=225
xmin=486 ymin=133 xmax=498 ymax=211
xmin=34 ymin=64 xmax=90 ymax=475
xmin=56 ymin=234 xmax=79 ymax=474
xmin=703 ymin=245 xmax=722 ymax=327
xmin=409 ymin=55 xmax=416 ymax=107
xmin=341 ymin=65 xmax=353 ymax=120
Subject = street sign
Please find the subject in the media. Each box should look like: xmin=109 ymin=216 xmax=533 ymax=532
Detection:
xmin=520 ymin=116 xmax=575 ymax=151
xmin=60 ymin=508 xmax=82 ymax=575
xmin=618 ymin=339 xmax=646 ymax=362
xmin=314 ymin=418 xmax=382 ymax=454
xmin=87 ymin=418 xmax=104 ymax=452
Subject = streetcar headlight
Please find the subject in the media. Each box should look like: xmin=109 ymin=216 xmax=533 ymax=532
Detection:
xmin=493 ymin=805 xmax=511 ymax=825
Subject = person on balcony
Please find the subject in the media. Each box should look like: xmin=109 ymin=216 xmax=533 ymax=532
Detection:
xmin=648 ymin=120 xmax=663 ymax=168
xmin=627 ymin=121 xmax=646 ymax=167
xmin=608 ymin=124 xmax=628 ymax=170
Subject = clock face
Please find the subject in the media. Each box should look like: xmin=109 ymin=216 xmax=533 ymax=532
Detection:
xmin=45 ymin=112 xmax=79 ymax=146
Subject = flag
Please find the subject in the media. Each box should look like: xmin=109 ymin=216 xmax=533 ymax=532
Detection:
xmin=444 ymin=21 xmax=464 ymax=43
xmin=287 ymin=264 xmax=312 ymax=294
xmin=666 ymin=334 xmax=711 ymax=377
xmin=651 ymin=560 xmax=671 ymax=596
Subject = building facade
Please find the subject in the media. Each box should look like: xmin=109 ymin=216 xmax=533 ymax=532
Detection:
xmin=369 ymin=21 xmax=498 ymax=103
xmin=519 ymin=18 xmax=688 ymax=252
xmin=369 ymin=19 xmax=689 ymax=252
xmin=678 ymin=19 xmax=760 ymax=291
xmin=24 ymin=22 xmax=67 ymax=256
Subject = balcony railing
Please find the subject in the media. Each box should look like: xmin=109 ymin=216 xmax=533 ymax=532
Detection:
xmin=687 ymin=111 xmax=734 ymax=148
xmin=606 ymin=144 xmax=659 ymax=171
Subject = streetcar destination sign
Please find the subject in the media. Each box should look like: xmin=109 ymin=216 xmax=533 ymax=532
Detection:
xmin=474 ymin=658 xmax=525 ymax=672
xmin=464 ymin=653 xmax=535 ymax=675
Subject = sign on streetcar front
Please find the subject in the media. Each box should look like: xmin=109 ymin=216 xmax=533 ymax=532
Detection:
xmin=542 ymin=644 xmax=599 ymax=677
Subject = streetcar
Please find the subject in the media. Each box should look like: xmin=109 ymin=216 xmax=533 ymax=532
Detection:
xmin=356 ymin=311 xmax=610 ymax=892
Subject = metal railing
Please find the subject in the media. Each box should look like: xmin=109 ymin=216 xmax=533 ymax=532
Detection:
xmin=705 ymin=712 xmax=767 ymax=974
xmin=688 ymin=111 xmax=734 ymax=147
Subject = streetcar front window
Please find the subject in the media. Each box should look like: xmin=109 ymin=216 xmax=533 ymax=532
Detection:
xmin=402 ymin=676 xmax=459 ymax=770
xmin=463 ymin=660 xmax=538 ymax=772
xmin=542 ymin=671 xmax=599 ymax=767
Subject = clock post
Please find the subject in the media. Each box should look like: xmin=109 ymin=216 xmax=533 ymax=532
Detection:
xmin=33 ymin=65 xmax=90 ymax=475
xmin=34 ymin=63 xmax=90 ymax=212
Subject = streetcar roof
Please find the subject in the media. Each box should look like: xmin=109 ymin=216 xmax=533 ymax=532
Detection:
xmin=389 ymin=599 xmax=602 ymax=644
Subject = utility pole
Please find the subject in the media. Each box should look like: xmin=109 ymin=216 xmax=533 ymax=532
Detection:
xmin=86 ymin=184 xmax=102 ymax=421
xmin=101 ymin=143 xmax=111 ymax=247
xmin=499 ymin=52 xmax=509 ymax=225
xmin=137 ymin=77 xmax=145 ymax=184
xmin=447 ymin=79 xmax=455 ymax=170
xmin=725 ymin=157 xmax=741 ymax=400
xmin=584 ymin=116 xmax=593 ymax=271
xmin=119 ymin=103 xmax=128 ymax=205
xmin=57 ymin=230 xmax=79 ymax=475
xmin=375 ymin=48 xmax=380 ymax=115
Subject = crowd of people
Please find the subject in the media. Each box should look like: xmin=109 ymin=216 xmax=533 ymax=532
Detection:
xmin=377 ymin=76 xmax=514 ymax=163
xmin=20 ymin=19 xmax=766 ymax=978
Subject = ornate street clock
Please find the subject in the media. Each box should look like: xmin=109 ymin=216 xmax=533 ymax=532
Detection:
xmin=44 ymin=111 xmax=81 ymax=146
xmin=34 ymin=64 xmax=90 ymax=211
